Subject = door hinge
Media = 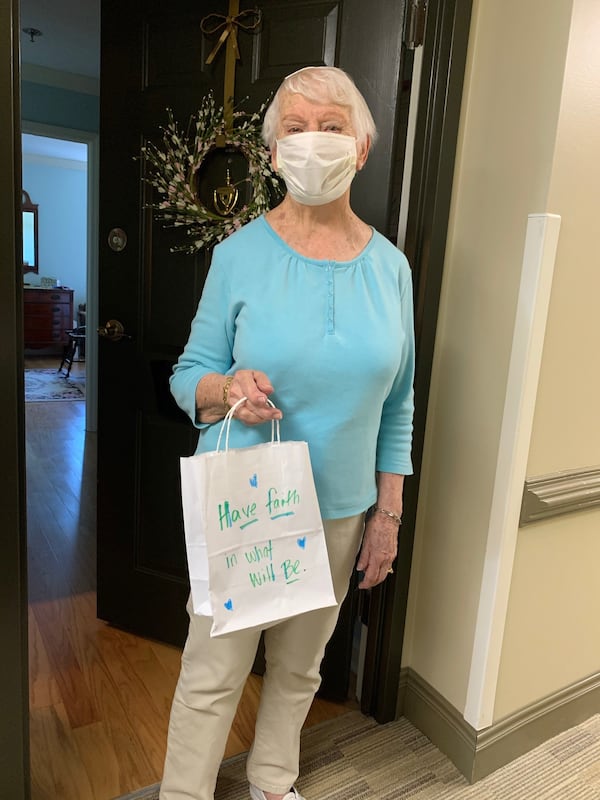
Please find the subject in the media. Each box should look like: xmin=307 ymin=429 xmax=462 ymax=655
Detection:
xmin=403 ymin=0 xmax=428 ymax=49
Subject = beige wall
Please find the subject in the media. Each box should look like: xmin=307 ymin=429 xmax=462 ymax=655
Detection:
xmin=402 ymin=0 xmax=596 ymax=722
xmin=495 ymin=510 xmax=600 ymax=717
xmin=525 ymin=0 xmax=600 ymax=478
xmin=494 ymin=0 xmax=600 ymax=720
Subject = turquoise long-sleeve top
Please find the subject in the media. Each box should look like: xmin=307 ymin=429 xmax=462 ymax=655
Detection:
xmin=170 ymin=214 xmax=415 ymax=520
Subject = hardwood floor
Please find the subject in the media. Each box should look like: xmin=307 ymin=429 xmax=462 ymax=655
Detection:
xmin=25 ymin=357 xmax=353 ymax=800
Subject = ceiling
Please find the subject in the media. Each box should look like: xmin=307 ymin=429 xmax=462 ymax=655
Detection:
xmin=19 ymin=0 xmax=99 ymax=158
xmin=20 ymin=0 xmax=100 ymax=79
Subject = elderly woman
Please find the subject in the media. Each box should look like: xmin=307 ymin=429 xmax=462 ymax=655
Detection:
xmin=160 ymin=66 xmax=415 ymax=800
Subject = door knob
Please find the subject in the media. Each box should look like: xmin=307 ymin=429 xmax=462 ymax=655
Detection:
xmin=97 ymin=319 xmax=131 ymax=342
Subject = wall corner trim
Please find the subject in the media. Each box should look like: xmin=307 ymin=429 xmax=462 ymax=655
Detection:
xmin=463 ymin=213 xmax=562 ymax=730
xmin=520 ymin=465 xmax=600 ymax=525
xmin=399 ymin=667 xmax=600 ymax=783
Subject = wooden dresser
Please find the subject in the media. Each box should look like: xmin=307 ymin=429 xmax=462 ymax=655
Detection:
xmin=23 ymin=287 xmax=74 ymax=349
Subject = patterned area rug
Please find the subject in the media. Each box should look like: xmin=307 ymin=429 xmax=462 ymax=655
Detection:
xmin=24 ymin=368 xmax=85 ymax=401
xmin=113 ymin=710 xmax=600 ymax=800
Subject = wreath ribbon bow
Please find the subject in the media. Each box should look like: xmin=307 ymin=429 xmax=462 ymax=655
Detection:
xmin=201 ymin=8 xmax=262 ymax=65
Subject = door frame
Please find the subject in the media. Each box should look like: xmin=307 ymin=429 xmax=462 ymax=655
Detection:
xmin=0 ymin=0 xmax=30 ymax=797
xmin=1 ymin=0 xmax=474 ymax=792
xmin=361 ymin=0 xmax=474 ymax=721
xmin=21 ymin=120 xmax=100 ymax=432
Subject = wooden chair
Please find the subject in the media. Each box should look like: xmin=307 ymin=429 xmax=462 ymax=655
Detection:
xmin=58 ymin=326 xmax=86 ymax=378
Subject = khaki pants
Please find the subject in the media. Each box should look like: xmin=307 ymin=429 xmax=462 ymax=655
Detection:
xmin=159 ymin=514 xmax=365 ymax=800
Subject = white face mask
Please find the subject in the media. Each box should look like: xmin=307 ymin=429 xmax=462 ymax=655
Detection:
xmin=275 ymin=131 xmax=358 ymax=206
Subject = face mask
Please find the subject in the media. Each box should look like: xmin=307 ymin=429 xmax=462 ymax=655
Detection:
xmin=275 ymin=131 xmax=358 ymax=206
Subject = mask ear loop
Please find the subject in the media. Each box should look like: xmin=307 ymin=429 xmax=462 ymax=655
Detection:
xmin=216 ymin=397 xmax=281 ymax=453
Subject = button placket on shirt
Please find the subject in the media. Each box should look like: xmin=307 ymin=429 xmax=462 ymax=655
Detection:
xmin=326 ymin=263 xmax=335 ymax=335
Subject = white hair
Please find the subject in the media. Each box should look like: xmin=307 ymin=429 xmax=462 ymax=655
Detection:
xmin=262 ymin=66 xmax=378 ymax=150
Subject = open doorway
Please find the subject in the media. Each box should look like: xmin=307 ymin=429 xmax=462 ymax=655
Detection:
xmin=22 ymin=132 xmax=89 ymax=403
xmin=21 ymin=122 xmax=100 ymax=431
xmin=18 ymin=126 xmax=186 ymax=797
xmin=20 ymin=129 xmax=353 ymax=799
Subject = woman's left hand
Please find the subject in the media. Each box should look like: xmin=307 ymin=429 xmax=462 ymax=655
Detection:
xmin=356 ymin=513 xmax=398 ymax=589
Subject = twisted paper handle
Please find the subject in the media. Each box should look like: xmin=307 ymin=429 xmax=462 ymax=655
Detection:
xmin=216 ymin=396 xmax=281 ymax=453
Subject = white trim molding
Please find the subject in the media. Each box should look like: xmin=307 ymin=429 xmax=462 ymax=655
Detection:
xmin=22 ymin=152 xmax=87 ymax=171
xmin=520 ymin=465 xmax=600 ymax=524
xmin=464 ymin=213 xmax=562 ymax=730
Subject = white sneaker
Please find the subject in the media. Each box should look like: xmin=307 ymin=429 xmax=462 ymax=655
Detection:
xmin=249 ymin=784 xmax=305 ymax=800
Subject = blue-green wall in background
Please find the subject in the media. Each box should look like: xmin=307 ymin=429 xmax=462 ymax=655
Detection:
xmin=21 ymin=81 xmax=99 ymax=133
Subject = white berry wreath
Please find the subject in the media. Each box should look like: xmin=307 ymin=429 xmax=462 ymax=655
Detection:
xmin=142 ymin=92 xmax=283 ymax=253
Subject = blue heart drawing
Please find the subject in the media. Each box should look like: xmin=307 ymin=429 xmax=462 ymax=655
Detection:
xmin=297 ymin=537 xmax=306 ymax=549
xmin=249 ymin=473 xmax=258 ymax=488
xmin=224 ymin=599 xmax=233 ymax=611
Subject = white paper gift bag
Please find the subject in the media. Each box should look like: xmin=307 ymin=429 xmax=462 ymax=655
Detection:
xmin=180 ymin=398 xmax=336 ymax=636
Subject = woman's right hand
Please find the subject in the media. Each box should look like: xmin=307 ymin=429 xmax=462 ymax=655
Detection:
xmin=226 ymin=370 xmax=283 ymax=426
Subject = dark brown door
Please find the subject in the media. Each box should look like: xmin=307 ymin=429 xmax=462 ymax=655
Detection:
xmin=98 ymin=0 xmax=411 ymax=697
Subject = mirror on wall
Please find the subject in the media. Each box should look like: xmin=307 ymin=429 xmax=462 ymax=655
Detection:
xmin=22 ymin=189 xmax=39 ymax=274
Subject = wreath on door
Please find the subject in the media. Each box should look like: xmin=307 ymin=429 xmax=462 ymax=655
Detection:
xmin=141 ymin=92 xmax=283 ymax=253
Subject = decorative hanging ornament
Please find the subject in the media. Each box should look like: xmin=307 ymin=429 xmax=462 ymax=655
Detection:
xmin=213 ymin=169 xmax=239 ymax=216
xmin=141 ymin=3 xmax=280 ymax=254
xmin=200 ymin=2 xmax=262 ymax=130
